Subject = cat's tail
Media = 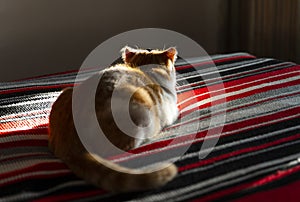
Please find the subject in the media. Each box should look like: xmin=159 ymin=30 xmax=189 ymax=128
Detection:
xmin=68 ymin=152 xmax=177 ymax=192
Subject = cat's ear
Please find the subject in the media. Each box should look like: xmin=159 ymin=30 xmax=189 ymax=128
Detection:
xmin=121 ymin=46 xmax=135 ymax=63
xmin=164 ymin=47 xmax=177 ymax=63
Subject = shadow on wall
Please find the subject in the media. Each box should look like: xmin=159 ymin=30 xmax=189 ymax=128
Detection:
xmin=0 ymin=0 xmax=228 ymax=81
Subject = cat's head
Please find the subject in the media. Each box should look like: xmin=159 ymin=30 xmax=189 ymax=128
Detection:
xmin=121 ymin=46 xmax=177 ymax=71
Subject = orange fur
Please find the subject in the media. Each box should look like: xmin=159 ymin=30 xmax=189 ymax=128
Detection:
xmin=49 ymin=46 xmax=178 ymax=192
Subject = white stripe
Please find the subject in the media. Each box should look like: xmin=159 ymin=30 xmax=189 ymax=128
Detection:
xmin=181 ymin=134 xmax=300 ymax=176
xmin=172 ymin=86 xmax=300 ymax=132
xmin=0 ymin=78 xmax=76 ymax=90
xmin=177 ymin=68 xmax=299 ymax=108
xmin=0 ymin=124 xmax=48 ymax=133
xmin=173 ymin=143 xmax=300 ymax=201
xmin=175 ymin=53 xmax=253 ymax=67
xmin=4 ymin=66 xmax=295 ymax=124
xmin=0 ymin=92 xmax=60 ymax=105
xmin=139 ymin=125 xmax=300 ymax=170
xmin=176 ymin=57 xmax=264 ymax=81
xmin=0 ymin=110 xmax=50 ymax=123
xmin=129 ymin=153 xmax=300 ymax=202
xmin=178 ymin=69 xmax=299 ymax=108
xmin=181 ymin=73 xmax=300 ymax=113
xmin=177 ymin=58 xmax=272 ymax=82
xmin=177 ymin=62 xmax=293 ymax=93
xmin=0 ymin=98 xmax=56 ymax=109
xmin=174 ymin=95 xmax=300 ymax=142
xmin=113 ymin=109 xmax=300 ymax=163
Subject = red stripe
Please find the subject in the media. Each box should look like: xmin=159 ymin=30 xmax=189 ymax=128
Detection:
xmin=223 ymin=65 xmax=300 ymax=92
xmin=177 ymin=65 xmax=300 ymax=110
xmin=179 ymin=78 xmax=299 ymax=114
xmin=0 ymin=117 xmax=49 ymax=134
xmin=175 ymin=55 xmax=256 ymax=71
xmin=179 ymin=90 xmax=300 ymax=133
xmin=234 ymin=176 xmax=300 ymax=202
xmin=222 ymin=107 xmax=299 ymax=136
xmin=2 ymin=131 xmax=300 ymax=200
xmin=176 ymin=62 xmax=291 ymax=91
xmin=196 ymin=164 xmax=300 ymax=202
xmin=0 ymin=162 xmax=68 ymax=180
xmin=179 ymin=89 xmax=300 ymax=122
xmin=2 ymin=108 xmax=297 ymax=186
xmin=32 ymin=190 xmax=106 ymax=202
xmin=178 ymin=65 xmax=299 ymax=99
xmin=111 ymin=107 xmax=300 ymax=162
xmin=225 ymin=72 xmax=300 ymax=93
xmin=179 ymin=133 xmax=300 ymax=172
xmin=0 ymin=139 xmax=48 ymax=149
xmin=0 ymin=110 xmax=51 ymax=121
xmin=2 ymin=56 xmax=300 ymax=201
xmin=15 ymin=137 xmax=300 ymax=201
xmin=1 ymin=105 xmax=298 ymax=172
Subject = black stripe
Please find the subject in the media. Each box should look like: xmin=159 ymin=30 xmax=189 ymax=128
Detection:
xmin=175 ymin=57 xmax=256 ymax=74
xmin=220 ymin=167 xmax=300 ymax=201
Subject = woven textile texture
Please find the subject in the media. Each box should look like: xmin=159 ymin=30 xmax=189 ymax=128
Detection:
xmin=0 ymin=53 xmax=300 ymax=201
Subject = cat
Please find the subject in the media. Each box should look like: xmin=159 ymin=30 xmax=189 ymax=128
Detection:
xmin=48 ymin=46 xmax=179 ymax=192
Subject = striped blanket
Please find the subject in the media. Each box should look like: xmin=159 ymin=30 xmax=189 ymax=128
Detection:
xmin=0 ymin=53 xmax=300 ymax=201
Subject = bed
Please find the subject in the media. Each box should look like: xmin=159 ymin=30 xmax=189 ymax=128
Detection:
xmin=0 ymin=52 xmax=300 ymax=201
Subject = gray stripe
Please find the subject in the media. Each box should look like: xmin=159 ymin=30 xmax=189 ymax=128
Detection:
xmin=134 ymin=123 xmax=300 ymax=170
xmin=114 ymin=113 xmax=299 ymax=164
xmin=179 ymin=84 xmax=300 ymax=128
xmin=0 ymin=113 xmax=49 ymax=123
xmin=0 ymin=155 xmax=57 ymax=169
xmin=177 ymin=62 xmax=294 ymax=93
xmin=182 ymin=133 xmax=300 ymax=176
xmin=176 ymin=58 xmax=270 ymax=80
xmin=177 ymin=59 xmax=291 ymax=81
xmin=2 ymin=126 xmax=299 ymax=201
xmin=0 ymin=146 xmax=50 ymax=157
xmin=174 ymin=53 xmax=254 ymax=67
xmin=181 ymin=125 xmax=300 ymax=163
xmin=129 ymin=152 xmax=300 ymax=202
xmin=175 ymin=156 xmax=300 ymax=201
xmin=157 ymin=94 xmax=300 ymax=142
xmin=0 ymin=92 xmax=60 ymax=105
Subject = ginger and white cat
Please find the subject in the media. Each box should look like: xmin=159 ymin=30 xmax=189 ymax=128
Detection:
xmin=48 ymin=46 xmax=179 ymax=192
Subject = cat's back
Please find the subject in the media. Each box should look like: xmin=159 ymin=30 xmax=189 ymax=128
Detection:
xmin=96 ymin=64 xmax=152 ymax=95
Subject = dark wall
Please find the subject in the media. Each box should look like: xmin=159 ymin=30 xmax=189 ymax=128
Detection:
xmin=227 ymin=0 xmax=300 ymax=64
xmin=0 ymin=0 xmax=227 ymax=81
xmin=2 ymin=0 xmax=298 ymax=82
